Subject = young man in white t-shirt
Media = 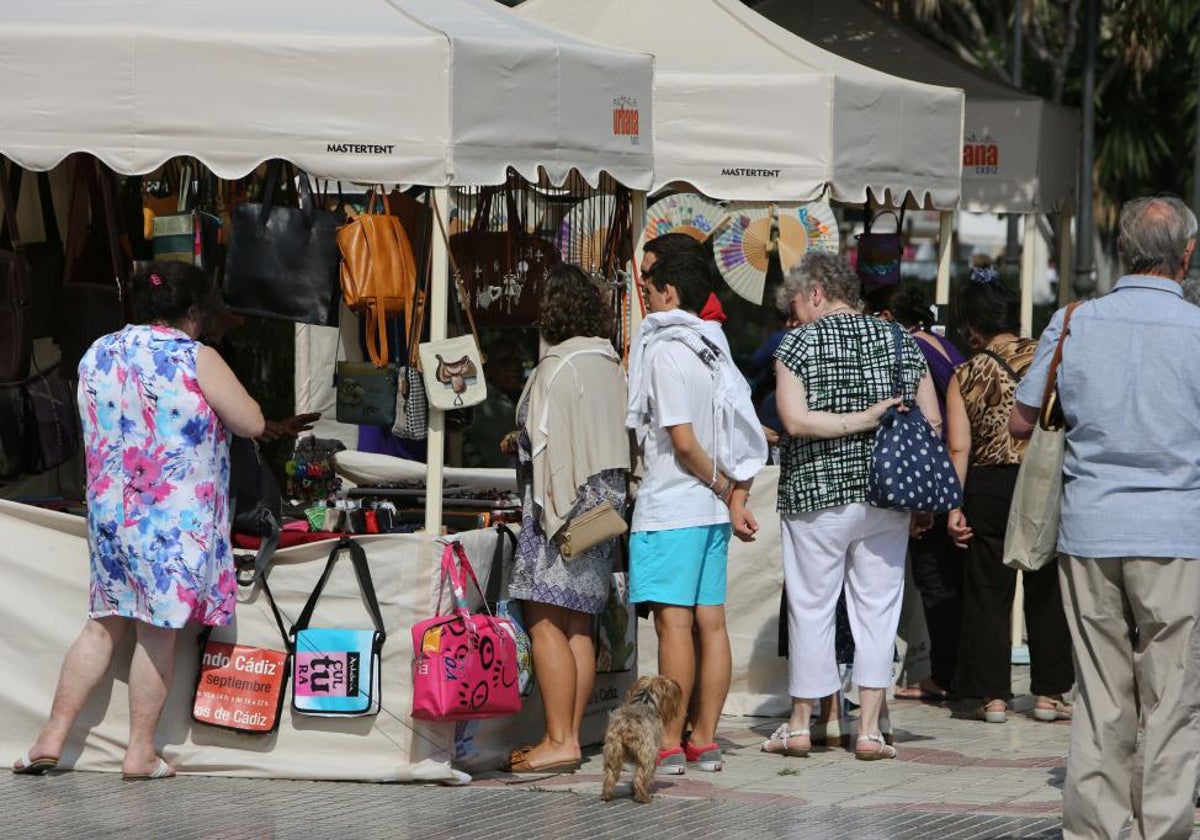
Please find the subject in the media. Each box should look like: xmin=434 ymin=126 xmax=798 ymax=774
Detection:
xmin=628 ymin=250 xmax=758 ymax=774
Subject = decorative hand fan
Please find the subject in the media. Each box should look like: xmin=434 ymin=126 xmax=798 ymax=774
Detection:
xmin=634 ymin=193 xmax=728 ymax=266
xmin=712 ymin=200 xmax=839 ymax=304
xmin=556 ymin=195 xmax=621 ymax=273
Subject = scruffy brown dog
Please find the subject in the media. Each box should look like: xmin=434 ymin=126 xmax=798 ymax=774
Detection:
xmin=600 ymin=675 xmax=684 ymax=804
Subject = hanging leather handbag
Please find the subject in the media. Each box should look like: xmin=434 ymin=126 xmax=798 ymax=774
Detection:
xmin=0 ymin=159 xmax=33 ymax=384
xmin=25 ymin=365 xmax=78 ymax=472
xmin=151 ymin=160 xmax=221 ymax=274
xmin=289 ymin=537 xmax=386 ymax=717
xmin=856 ymin=208 xmax=905 ymax=287
xmin=866 ymin=322 xmax=963 ymax=513
xmin=449 ymin=174 xmax=561 ymax=328
xmin=335 ymin=360 xmax=398 ymax=427
xmin=337 ymin=189 xmax=417 ymax=367
xmin=0 ymin=167 xmax=65 ymax=341
xmin=0 ymin=380 xmax=34 ymax=480
xmin=224 ymin=162 xmax=341 ymax=327
xmin=57 ymin=156 xmax=132 ymax=376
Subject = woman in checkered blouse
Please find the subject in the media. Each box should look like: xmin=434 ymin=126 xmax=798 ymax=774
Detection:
xmin=769 ymin=253 xmax=939 ymax=762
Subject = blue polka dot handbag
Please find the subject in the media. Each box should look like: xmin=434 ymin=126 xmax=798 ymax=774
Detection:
xmin=866 ymin=323 xmax=963 ymax=513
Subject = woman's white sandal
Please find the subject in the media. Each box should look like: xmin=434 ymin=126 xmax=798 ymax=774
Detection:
xmin=761 ymin=723 xmax=811 ymax=757
xmin=854 ymin=733 xmax=897 ymax=761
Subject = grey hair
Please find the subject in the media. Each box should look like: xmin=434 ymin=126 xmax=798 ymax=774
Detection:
xmin=775 ymin=252 xmax=861 ymax=314
xmin=1118 ymin=195 xmax=1198 ymax=275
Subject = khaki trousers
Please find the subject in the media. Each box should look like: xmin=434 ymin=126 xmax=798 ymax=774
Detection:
xmin=1059 ymin=555 xmax=1200 ymax=840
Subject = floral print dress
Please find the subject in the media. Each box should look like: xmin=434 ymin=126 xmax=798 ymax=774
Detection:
xmin=79 ymin=325 xmax=235 ymax=629
xmin=507 ymin=395 xmax=626 ymax=615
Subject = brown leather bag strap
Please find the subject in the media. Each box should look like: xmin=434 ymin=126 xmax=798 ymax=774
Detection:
xmin=0 ymin=158 xmax=23 ymax=249
xmin=1039 ymin=300 xmax=1083 ymax=418
xmin=431 ymin=191 xmax=481 ymax=346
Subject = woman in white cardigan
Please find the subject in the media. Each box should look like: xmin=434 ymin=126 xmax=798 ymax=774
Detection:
xmin=504 ymin=264 xmax=632 ymax=774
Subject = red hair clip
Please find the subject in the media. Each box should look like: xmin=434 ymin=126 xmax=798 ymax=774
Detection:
xmin=149 ymin=273 xmax=163 ymax=286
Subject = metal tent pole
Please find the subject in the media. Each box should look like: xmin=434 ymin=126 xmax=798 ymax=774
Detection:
xmin=422 ymin=187 xmax=450 ymax=537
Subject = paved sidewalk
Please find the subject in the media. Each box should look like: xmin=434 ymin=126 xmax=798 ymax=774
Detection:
xmin=4 ymin=668 xmax=1198 ymax=839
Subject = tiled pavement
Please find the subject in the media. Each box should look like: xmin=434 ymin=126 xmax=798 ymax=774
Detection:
xmin=4 ymin=668 xmax=1199 ymax=839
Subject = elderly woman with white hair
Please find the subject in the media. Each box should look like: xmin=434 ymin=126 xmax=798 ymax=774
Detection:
xmin=764 ymin=253 xmax=939 ymax=761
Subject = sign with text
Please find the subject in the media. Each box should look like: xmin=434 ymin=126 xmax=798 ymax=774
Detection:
xmin=192 ymin=641 xmax=289 ymax=734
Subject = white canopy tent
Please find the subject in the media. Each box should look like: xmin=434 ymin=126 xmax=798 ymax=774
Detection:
xmin=0 ymin=0 xmax=655 ymax=532
xmin=755 ymin=0 xmax=1081 ymax=331
xmin=518 ymin=0 xmax=964 ymax=208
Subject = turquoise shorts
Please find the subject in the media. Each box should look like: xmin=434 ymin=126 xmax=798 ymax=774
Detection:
xmin=629 ymin=523 xmax=732 ymax=607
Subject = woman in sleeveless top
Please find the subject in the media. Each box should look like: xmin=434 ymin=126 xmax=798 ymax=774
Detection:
xmin=944 ymin=270 xmax=1074 ymax=725
xmin=14 ymin=261 xmax=263 ymax=780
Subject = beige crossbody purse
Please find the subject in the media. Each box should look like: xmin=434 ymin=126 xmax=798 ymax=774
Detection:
xmin=555 ymin=501 xmax=628 ymax=560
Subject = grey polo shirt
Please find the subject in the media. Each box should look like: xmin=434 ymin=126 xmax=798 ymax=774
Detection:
xmin=1016 ymin=275 xmax=1200 ymax=559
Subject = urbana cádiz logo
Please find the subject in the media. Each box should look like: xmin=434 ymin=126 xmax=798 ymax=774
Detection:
xmin=326 ymin=143 xmax=396 ymax=155
xmin=963 ymin=133 xmax=1000 ymax=175
xmin=612 ymin=96 xmax=641 ymax=145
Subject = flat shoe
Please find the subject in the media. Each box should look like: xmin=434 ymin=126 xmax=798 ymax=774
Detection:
xmin=761 ymin=723 xmax=810 ymax=758
xmin=854 ymin=733 xmax=897 ymax=761
xmin=121 ymin=757 xmax=174 ymax=781
xmin=507 ymin=755 xmax=581 ymax=774
xmin=977 ymin=700 xmax=1008 ymax=724
xmin=1033 ymin=698 xmax=1073 ymax=722
xmin=894 ymin=687 xmax=946 ymax=702
xmin=12 ymin=751 xmax=59 ymax=775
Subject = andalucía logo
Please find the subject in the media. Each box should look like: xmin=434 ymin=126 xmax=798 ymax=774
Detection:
xmin=612 ymin=96 xmax=640 ymax=145
xmin=963 ymin=133 xmax=1000 ymax=175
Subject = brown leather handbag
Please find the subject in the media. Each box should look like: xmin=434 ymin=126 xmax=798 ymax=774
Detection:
xmin=337 ymin=189 xmax=416 ymax=367
xmin=449 ymin=174 xmax=561 ymax=328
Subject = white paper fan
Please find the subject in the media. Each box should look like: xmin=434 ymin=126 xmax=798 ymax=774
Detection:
xmin=713 ymin=201 xmax=839 ymax=303
xmin=634 ymin=193 xmax=728 ymax=267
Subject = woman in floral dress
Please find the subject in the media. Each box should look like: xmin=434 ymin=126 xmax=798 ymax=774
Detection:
xmin=505 ymin=264 xmax=632 ymax=773
xmin=13 ymin=261 xmax=264 ymax=780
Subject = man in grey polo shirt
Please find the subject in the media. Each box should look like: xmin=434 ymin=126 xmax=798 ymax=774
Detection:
xmin=1010 ymin=195 xmax=1200 ymax=840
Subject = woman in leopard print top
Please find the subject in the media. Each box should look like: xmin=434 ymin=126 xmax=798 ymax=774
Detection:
xmin=943 ymin=271 xmax=1074 ymax=726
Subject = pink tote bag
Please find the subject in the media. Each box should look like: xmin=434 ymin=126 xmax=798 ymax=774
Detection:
xmin=411 ymin=541 xmax=521 ymax=721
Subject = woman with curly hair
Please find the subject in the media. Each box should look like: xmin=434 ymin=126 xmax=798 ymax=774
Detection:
xmin=505 ymin=263 xmax=632 ymax=773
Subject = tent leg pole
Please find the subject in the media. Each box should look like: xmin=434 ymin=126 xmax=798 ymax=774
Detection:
xmin=1020 ymin=213 xmax=1036 ymax=338
xmin=1058 ymin=210 xmax=1074 ymax=307
xmin=935 ymin=211 xmax=953 ymax=309
xmin=423 ymin=187 xmax=450 ymax=538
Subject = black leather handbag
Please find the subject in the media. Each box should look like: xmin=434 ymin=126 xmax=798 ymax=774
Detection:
xmin=224 ymin=163 xmax=341 ymax=326
xmin=0 ymin=167 xmax=64 ymax=340
xmin=0 ymin=159 xmax=33 ymax=383
xmin=57 ymin=156 xmax=132 ymax=377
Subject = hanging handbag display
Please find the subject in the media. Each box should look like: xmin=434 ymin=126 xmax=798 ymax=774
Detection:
xmin=58 ymin=155 xmax=132 ymax=376
xmin=866 ymin=322 xmax=963 ymax=514
xmin=0 ymin=379 xmax=35 ymax=480
xmin=392 ymin=192 xmax=432 ymax=441
xmin=0 ymin=158 xmax=33 ymax=383
xmin=193 ymin=574 xmax=290 ymax=734
xmin=448 ymin=174 xmax=562 ymax=328
xmin=25 ymin=365 xmax=78 ymax=473
xmin=151 ymin=160 xmax=221 ymax=273
xmin=856 ymin=208 xmax=905 ymax=287
xmin=0 ymin=167 xmax=64 ymax=341
xmin=289 ymin=537 xmax=386 ymax=717
xmin=1003 ymin=301 xmax=1082 ymax=572
xmin=337 ymin=189 xmax=417 ymax=367
xmin=335 ymin=360 xmax=398 ymax=427
xmin=224 ymin=162 xmax=341 ymax=327
xmin=419 ymin=194 xmax=487 ymax=412
xmin=483 ymin=524 xmax=533 ymax=697
xmin=411 ymin=540 xmax=522 ymax=721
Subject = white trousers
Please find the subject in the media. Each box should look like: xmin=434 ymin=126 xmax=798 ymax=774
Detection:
xmin=781 ymin=502 xmax=909 ymax=698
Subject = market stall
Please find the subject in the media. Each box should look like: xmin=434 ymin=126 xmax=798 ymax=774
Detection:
xmin=755 ymin=0 xmax=1080 ymax=330
xmin=0 ymin=0 xmax=653 ymax=779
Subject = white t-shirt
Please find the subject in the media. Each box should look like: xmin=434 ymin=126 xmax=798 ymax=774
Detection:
xmin=632 ymin=340 xmax=730 ymax=532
